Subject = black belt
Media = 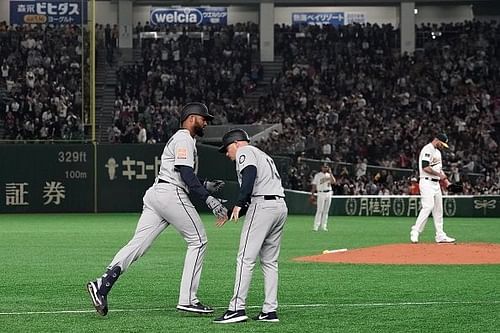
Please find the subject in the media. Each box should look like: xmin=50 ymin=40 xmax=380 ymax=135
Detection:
xmin=423 ymin=177 xmax=439 ymax=182
xmin=158 ymin=179 xmax=188 ymax=194
xmin=264 ymin=195 xmax=284 ymax=200
xmin=320 ymin=190 xmax=331 ymax=193
xmin=253 ymin=195 xmax=284 ymax=200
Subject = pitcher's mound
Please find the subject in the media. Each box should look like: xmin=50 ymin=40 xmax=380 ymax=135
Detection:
xmin=293 ymin=243 xmax=500 ymax=265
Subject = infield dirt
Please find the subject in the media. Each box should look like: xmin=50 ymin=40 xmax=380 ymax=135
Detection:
xmin=293 ymin=243 xmax=500 ymax=265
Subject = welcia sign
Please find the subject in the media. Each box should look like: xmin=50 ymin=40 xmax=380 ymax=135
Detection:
xmin=150 ymin=7 xmax=227 ymax=26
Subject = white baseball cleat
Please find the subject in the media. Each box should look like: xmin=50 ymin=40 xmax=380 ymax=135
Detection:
xmin=410 ymin=230 xmax=419 ymax=244
xmin=435 ymin=235 xmax=456 ymax=243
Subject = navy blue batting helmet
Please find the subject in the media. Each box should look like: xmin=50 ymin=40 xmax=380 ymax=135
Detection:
xmin=180 ymin=102 xmax=214 ymax=123
xmin=218 ymin=129 xmax=250 ymax=153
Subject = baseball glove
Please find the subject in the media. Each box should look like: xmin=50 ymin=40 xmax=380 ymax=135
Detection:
xmin=439 ymin=178 xmax=450 ymax=190
xmin=447 ymin=182 xmax=464 ymax=194
xmin=309 ymin=195 xmax=317 ymax=206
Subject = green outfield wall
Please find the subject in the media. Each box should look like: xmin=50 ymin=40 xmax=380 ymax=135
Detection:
xmin=1 ymin=144 xmax=498 ymax=217
xmin=96 ymin=143 xmax=236 ymax=212
xmin=284 ymin=190 xmax=500 ymax=217
xmin=0 ymin=144 xmax=94 ymax=212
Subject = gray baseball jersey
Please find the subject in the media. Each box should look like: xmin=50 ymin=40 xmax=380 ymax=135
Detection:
xmin=158 ymin=129 xmax=198 ymax=193
xmin=107 ymin=128 xmax=208 ymax=306
xmin=235 ymin=145 xmax=285 ymax=197
xmin=227 ymin=145 xmax=287 ymax=314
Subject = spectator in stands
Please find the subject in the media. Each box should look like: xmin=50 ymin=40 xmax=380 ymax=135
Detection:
xmin=1 ymin=24 xmax=87 ymax=141
xmin=408 ymin=177 xmax=420 ymax=195
xmin=137 ymin=122 xmax=147 ymax=143
xmin=1 ymin=61 xmax=8 ymax=80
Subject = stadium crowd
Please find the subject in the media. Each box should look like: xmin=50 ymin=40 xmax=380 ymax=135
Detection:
xmin=0 ymin=23 xmax=86 ymax=141
xmin=1 ymin=20 xmax=498 ymax=195
xmin=108 ymin=22 xmax=261 ymax=143
xmin=255 ymin=21 xmax=500 ymax=195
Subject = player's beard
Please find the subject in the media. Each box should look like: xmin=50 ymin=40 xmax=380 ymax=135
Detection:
xmin=194 ymin=123 xmax=205 ymax=137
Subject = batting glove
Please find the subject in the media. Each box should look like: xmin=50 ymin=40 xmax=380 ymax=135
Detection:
xmin=205 ymin=196 xmax=228 ymax=220
xmin=204 ymin=179 xmax=225 ymax=193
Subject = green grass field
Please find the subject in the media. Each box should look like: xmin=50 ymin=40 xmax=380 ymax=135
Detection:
xmin=0 ymin=214 xmax=499 ymax=332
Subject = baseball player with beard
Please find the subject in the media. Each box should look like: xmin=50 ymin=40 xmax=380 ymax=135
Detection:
xmin=410 ymin=133 xmax=456 ymax=244
xmin=86 ymin=102 xmax=228 ymax=316
xmin=311 ymin=163 xmax=336 ymax=231
xmin=213 ymin=129 xmax=288 ymax=324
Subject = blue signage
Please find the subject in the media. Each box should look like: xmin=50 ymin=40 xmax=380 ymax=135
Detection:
xmin=292 ymin=12 xmax=345 ymax=26
xmin=150 ymin=7 xmax=228 ymax=26
xmin=10 ymin=1 xmax=87 ymax=25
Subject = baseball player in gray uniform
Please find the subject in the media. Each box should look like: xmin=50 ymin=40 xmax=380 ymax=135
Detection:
xmin=87 ymin=102 xmax=228 ymax=316
xmin=213 ymin=129 xmax=288 ymax=324
xmin=410 ymin=133 xmax=455 ymax=244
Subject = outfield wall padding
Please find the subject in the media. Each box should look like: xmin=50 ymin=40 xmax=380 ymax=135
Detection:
xmin=283 ymin=191 xmax=500 ymax=217
xmin=0 ymin=144 xmax=498 ymax=217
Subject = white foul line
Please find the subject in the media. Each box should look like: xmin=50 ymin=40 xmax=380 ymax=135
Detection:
xmin=0 ymin=300 xmax=499 ymax=316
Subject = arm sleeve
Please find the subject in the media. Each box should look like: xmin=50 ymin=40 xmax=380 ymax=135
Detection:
xmin=236 ymin=165 xmax=257 ymax=207
xmin=422 ymin=160 xmax=430 ymax=168
xmin=178 ymin=165 xmax=210 ymax=201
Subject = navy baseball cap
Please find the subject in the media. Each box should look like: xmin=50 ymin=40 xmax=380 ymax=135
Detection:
xmin=436 ymin=133 xmax=449 ymax=148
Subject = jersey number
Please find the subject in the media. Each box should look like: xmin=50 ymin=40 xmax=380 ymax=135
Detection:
xmin=266 ymin=158 xmax=281 ymax=180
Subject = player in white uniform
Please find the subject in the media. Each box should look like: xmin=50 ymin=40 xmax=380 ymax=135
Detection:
xmin=311 ymin=163 xmax=336 ymax=231
xmin=213 ymin=129 xmax=288 ymax=324
xmin=410 ymin=133 xmax=456 ymax=244
xmin=86 ymin=103 xmax=228 ymax=316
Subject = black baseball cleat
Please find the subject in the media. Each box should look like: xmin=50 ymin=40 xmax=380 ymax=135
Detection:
xmin=213 ymin=310 xmax=248 ymax=324
xmin=86 ymin=280 xmax=108 ymax=316
xmin=176 ymin=302 xmax=214 ymax=314
xmin=253 ymin=311 xmax=279 ymax=322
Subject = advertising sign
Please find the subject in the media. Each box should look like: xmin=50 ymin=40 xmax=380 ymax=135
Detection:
xmin=346 ymin=12 xmax=366 ymax=24
xmin=150 ymin=7 xmax=227 ymax=26
xmin=292 ymin=12 xmax=345 ymax=26
xmin=10 ymin=0 xmax=87 ymax=25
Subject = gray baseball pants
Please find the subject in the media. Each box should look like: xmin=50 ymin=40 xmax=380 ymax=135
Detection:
xmin=107 ymin=182 xmax=207 ymax=306
xmin=228 ymin=196 xmax=288 ymax=313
